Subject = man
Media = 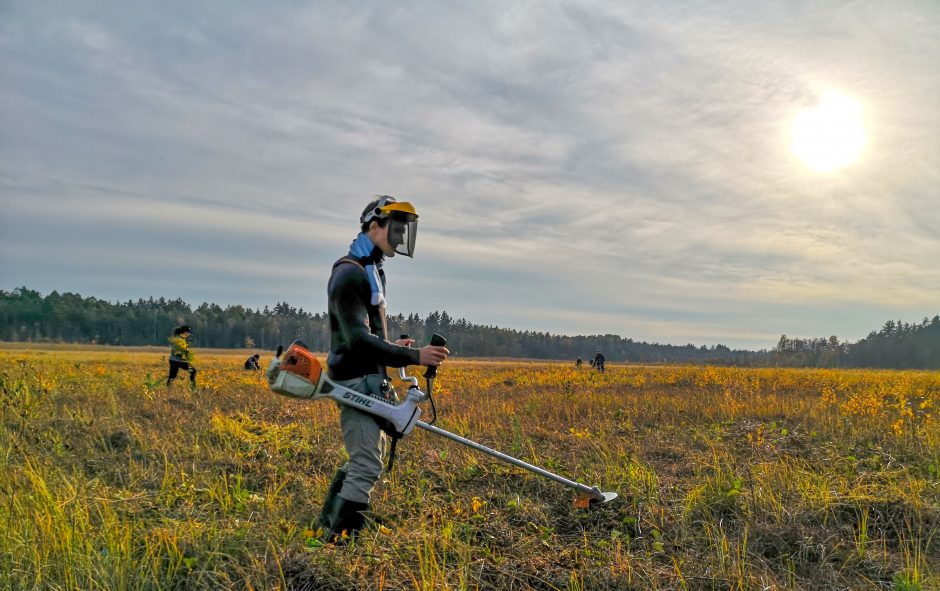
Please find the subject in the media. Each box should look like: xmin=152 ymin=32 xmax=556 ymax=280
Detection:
xmin=244 ymin=353 xmax=261 ymax=370
xmin=591 ymin=351 xmax=606 ymax=373
xmin=319 ymin=195 xmax=448 ymax=541
xmin=167 ymin=325 xmax=197 ymax=389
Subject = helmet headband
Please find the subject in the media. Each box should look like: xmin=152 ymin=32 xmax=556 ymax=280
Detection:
xmin=361 ymin=196 xmax=418 ymax=225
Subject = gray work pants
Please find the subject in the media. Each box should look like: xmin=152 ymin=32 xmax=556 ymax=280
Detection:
xmin=333 ymin=376 xmax=388 ymax=504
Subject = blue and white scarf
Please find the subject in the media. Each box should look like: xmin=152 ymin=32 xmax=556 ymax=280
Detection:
xmin=348 ymin=232 xmax=386 ymax=307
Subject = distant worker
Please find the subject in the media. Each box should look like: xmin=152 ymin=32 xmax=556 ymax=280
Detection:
xmin=244 ymin=353 xmax=261 ymax=370
xmin=576 ymin=356 xmax=583 ymax=368
xmin=167 ymin=325 xmax=197 ymax=389
xmin=590 ymin=351 xmax=606 ymax=373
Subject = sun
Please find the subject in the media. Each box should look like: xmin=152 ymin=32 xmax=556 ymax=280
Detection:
xmin=791 ymin=91 xmax=866 ymax=172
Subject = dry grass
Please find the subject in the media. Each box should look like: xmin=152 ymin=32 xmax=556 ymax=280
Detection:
xmin=0 ymin=347 xmax=938 ymax=590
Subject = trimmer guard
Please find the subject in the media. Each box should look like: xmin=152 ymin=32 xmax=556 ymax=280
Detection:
xmin=573 ymin=490 xmax=619 ymax=508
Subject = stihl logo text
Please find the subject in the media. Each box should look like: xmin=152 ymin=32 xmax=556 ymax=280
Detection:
xmin=342 ymin=392 xmax=374 ymax=408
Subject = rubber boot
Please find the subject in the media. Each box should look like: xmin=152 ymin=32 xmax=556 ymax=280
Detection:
xmin=317 ymin=468 xmax=347 ymax=531
xmin=326 ymin=498 xmax=369 ymax=542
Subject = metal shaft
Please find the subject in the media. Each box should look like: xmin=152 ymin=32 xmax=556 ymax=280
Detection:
xmin=416 ymin=421 xmax=603 ymax=500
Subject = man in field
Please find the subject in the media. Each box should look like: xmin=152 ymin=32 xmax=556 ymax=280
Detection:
xmin=319 ymin=195 xmax=449 ymax=541
xmin=166 ymin=325 xmax=197 ymax=390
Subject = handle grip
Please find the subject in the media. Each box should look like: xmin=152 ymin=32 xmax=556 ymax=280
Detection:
xmin=424 ymin=333 xmax=447 ymax=379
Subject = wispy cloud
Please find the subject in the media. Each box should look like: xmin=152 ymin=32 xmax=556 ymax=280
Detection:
xmin=1 ymin=1 xmax=937 ymax=348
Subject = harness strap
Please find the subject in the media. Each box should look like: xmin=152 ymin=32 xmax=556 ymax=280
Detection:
xmin=386 ymin=436 xmax=400 ymax=472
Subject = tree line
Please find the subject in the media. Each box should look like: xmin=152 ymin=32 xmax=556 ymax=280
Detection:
xmin=1 ymin=287 xmax=937 ymax=368
xmin=771 ymin=317 xmax=940 ymax=369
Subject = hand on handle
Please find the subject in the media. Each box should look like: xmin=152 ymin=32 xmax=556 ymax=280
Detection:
xmin=395 ymin=334 xmax=416 ymax=348
xmin=423 ymin=334 xmax=448 ymax=378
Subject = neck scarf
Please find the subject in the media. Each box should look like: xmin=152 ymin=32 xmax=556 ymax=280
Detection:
xmin=348 ymin=232 xmax=386 ymax=307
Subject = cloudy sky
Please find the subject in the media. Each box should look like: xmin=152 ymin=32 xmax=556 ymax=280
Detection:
xmin=1 ymin=1 xmax=937 ymax=349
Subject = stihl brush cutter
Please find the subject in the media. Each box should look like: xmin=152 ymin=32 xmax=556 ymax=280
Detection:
xmin=267 ymin=336 xmax=617 ymax=507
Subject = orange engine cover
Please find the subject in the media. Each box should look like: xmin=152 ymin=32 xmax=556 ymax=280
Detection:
xmin=280 ymin=343 xmax=323 ymax=385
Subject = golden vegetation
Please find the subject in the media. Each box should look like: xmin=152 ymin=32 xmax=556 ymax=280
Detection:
xmin=1 ymin=348 xmax=938 ymax=590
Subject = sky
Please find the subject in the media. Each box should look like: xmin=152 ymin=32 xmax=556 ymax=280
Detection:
xmin=1 ymin=1 xmax=938 ymax=349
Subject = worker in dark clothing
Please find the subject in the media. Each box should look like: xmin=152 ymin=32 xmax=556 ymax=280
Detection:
xmin=167 ymin=325 xmax=197 ymax=389
xmin=318 ymin=195 xmax=448 ymax=542
xmin=244 ymin=354 xmax=261 ymax=370
xmin=576 ymin=356 xmax=583 ymax=367
xmin=591 ymin=351 xmax=606 ymax=373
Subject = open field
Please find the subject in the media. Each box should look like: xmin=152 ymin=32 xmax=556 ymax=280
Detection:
xmin=0 ymin=348 xmax=938 ymax=590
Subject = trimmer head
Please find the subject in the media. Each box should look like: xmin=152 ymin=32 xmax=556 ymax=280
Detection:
xmin=573 ymin=490 xmax=619 ymax=508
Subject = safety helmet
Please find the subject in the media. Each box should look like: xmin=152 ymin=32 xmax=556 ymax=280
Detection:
xmin=360 ymin=195 xmax=419 ymax=257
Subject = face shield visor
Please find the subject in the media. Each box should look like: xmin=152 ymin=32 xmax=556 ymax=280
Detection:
xmin=387 ymin=214 xmax=418 ymax=257
xmin=362 ymin=197 xmax=420 ymax=257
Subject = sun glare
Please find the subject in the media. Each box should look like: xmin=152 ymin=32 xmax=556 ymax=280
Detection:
xmin=791 ymin=91 xmax=866 ymax=172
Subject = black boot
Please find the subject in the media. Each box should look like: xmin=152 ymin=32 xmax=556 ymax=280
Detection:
xmin=317 ymin=468 xmax=347 ymax=531
xmin=326 ymin=498 xmax=369 ymax=542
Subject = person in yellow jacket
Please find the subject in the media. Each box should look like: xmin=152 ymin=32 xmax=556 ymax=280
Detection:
xmin=167 ymin=325 xmax=197 ymax=389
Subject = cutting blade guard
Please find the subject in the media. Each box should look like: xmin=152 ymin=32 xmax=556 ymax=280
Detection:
xmin=573 ymin=490 xmax=619 ymax=508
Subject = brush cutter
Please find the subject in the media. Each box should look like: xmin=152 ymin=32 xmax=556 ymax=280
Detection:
xmin=266 ymin=336 xmax=617 ymax=507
